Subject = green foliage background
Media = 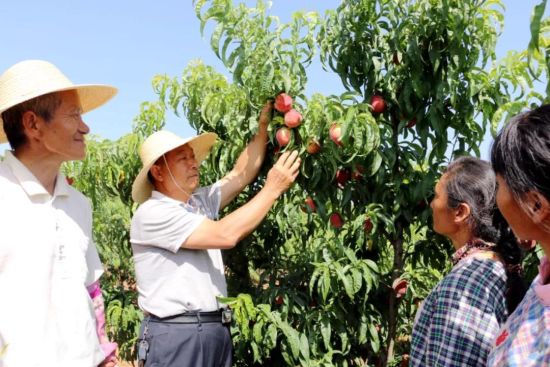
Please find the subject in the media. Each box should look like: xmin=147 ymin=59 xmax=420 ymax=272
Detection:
xmin=62 ymin=0 xmax=550 ymax=365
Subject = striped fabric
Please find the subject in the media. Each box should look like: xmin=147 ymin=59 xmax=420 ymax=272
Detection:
xmin=487 ymin=256 xmax=550 ymax=367
xmin=410 ymin=257 xmax=507 ymax=366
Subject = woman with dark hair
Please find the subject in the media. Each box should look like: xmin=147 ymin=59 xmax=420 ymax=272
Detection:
xmin=488 ymin=105 xmax=550 ymax=366
xmin=410 ymin=156 xmax=527 ymax=367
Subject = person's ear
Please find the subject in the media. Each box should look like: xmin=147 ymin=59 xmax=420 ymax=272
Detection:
xmin=526 ymin=191 xmax=550 ymax=224
xmin=20 ymin=111 xmax=42 ymax=140
xmin=150 ymin=164 xmax=164 ymax=183
xmin=454 ymin=202 xmax=471 ymax=225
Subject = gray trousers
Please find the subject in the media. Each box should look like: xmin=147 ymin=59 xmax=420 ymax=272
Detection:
xmin=139 ymin=318 xmax=233 ymax=367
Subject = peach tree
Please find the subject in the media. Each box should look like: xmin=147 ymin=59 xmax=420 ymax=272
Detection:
xmin=61 ymin=0 xmax=548 ymax=365
xmin=152 ymin=0 xmax=521 ymax=365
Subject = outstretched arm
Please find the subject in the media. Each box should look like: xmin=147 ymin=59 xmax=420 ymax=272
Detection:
xmin=184 ymin=150 xmax=301 ymax=249
xmin=218 ymin=102 xmax=272 ymax=209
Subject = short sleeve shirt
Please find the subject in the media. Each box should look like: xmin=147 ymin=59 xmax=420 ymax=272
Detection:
xmin=130 ymin=185 xmax=227 ymax=318
xmin=0 ymin=151 xmax=105 ymax=367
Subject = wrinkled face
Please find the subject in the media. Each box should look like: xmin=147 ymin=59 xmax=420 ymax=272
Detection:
xmin=430 ymin=174 xmax=458 ymax=237
xmin=159 ymin=144 xmax=199 ymax=195
xmin=495 ymin=175 xmax=538 ymax=240
xmin=38 ymin=90 xmax=89 ymax=161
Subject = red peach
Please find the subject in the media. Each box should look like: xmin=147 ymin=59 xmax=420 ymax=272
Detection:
xmin=330 ymin=212 xmax=344 ymax=229
xmin=370 ymin=95 xmax=386 ymax=114
xmin=329 ymin=123 xmax=343 ymax=146
xmin=284 ymin=109 xmax=303 ymax=128
xmin=276 ymin=127 xmax=291 ymax=147
xmin=274 ymin=93 xmax=293 ymax=113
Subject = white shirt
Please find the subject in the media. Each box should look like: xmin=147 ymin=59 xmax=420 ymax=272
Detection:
xmin=0 ymin=151 xmax=104 ymax=367
xmin=130 ymin=186 xmax=227 ymax=318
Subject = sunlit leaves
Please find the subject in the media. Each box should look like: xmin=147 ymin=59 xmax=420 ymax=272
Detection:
xmin=319 ymin=0 xmax=507 ymax=159
xmin=68 ymin=0 xmax=549 ymax=365
xmin=194 ymin=0 xmax=319 ymax=107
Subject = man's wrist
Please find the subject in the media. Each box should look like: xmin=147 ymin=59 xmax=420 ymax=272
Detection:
xmin=260 ymin=184 xmax=282 ymax=202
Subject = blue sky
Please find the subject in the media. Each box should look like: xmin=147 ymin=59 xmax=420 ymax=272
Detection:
xmin=0 ymin=0 xmax=547 ymax=157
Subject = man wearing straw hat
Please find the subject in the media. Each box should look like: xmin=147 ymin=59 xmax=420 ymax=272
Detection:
xmin=130 ymin=105 xmax=300 ymax=366
xmin=0 ymin=60 xmax=118 ymax=367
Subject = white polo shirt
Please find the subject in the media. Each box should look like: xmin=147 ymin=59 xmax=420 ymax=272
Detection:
xmin=130 ymin=186 xmax=227 ymax=318
xmin=0 ymin=151 xmax=105 ymax=367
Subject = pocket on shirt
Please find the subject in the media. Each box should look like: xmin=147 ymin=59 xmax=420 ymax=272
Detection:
xmin=55 ymin=235 xmax=89 ymax=282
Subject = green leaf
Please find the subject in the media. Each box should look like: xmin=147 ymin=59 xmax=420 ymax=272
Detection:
xmin=299 ymin=333 xmax=310 ymax=360
xmin=368 ymin=323 xmax=380 ymax=352
xmin=322 ymin=267 xmax=331 ymax=302
xmin=529 ymin=0 xmax=548 ymax=56
xmin=321 ymin=315 xmax=332 ymax=351
xmin=335 ymin=262 xmax=354 ymax=299
xmin=266 ymin=323 xmax=278 ymax=349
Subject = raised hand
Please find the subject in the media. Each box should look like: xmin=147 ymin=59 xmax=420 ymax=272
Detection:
xmin=265 ymin=150 xmax=301 ymax=197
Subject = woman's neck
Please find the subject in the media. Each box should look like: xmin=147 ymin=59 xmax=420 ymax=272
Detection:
xmin=450 ymin=228 xmax=473 ymax=251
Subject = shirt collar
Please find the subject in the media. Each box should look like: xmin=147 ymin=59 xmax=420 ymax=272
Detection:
xmin=3 ymin=150 xmax=70 ymax=199
xmin=534 ymin=255 xmax=550 ymax=306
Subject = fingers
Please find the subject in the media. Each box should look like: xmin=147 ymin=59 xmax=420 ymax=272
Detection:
xmin=289 ymin=156 xmax=301 ymax=176
xmin=277 ymin=150 xmax=299 ymax=167
xmin=284 ymin=151 xmax=301 ymax=176
xmin=275 ymin=151 xmax=290 ymax=166
xmin=277 ymin=151 xmax=301 ymax=182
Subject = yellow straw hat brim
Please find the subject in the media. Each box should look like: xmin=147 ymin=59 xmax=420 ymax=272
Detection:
xmin=132 ymin=130 xmax=218 ymax=204
xmin=0 ymin=60 xmax=117 ymax=143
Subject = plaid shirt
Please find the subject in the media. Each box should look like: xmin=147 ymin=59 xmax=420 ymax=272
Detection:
xmin=487 ymin=256 xmax=550 ymax=366
xmin=410 ymin=256 xmax=507 ymax=366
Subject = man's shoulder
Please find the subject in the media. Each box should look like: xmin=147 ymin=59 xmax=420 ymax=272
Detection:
xmin=192 ymin=183 xmax=221 ymax=216
xmin=65 ymin=185 xmax=92 ymax=209
xmin=0 ymin=159 xmax=14 ymax=179
xmin=132 ymin=194 xmax=183 ymax=222
xmin=193 ymin=183 xmax=219 ymax=198
xmin=137 ymin=194 xmax=179 ymax=209
xmin=0 ymin=162 xmax=22 ymax=196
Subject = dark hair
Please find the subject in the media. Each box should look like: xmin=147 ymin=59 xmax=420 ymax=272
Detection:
xmin=1 ymin=92 xmax=62 ymax=150
xmin=491 ymin=104 xmax=550 ymax=219
xmin=444 ymin=156 xmax=527 ymax=313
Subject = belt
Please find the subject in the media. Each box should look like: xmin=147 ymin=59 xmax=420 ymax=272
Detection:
xmin=149 ymin=310 xmax=229 ymax=324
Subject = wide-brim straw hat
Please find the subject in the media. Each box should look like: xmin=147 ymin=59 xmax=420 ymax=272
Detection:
xmin=132 ymin=130 xmax=218 ymax=204
xmin=0 ymin=59 xmax=118 ymax=143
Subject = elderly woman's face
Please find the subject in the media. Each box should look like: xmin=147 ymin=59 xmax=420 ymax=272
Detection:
xmin=430 ymin=173 xmax=458 ymax=237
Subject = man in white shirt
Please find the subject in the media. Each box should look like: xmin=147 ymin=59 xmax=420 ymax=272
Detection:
xmin=130 ymin=104 xmax=301 ymax=366
xmin=0 ymin=60 xmax=117 ymax=367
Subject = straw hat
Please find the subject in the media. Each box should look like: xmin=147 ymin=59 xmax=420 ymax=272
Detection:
xmin=132 ymin=130 xmax=218 ymax=204
xmin=0 ymin=59 xmax=117 ymax=143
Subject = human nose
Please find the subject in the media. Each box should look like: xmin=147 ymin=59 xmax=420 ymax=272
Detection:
xmin=189 ymin=158 xmax=198 ymax=170
xmin=79 ymin=118 xmax=90 ymax=135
